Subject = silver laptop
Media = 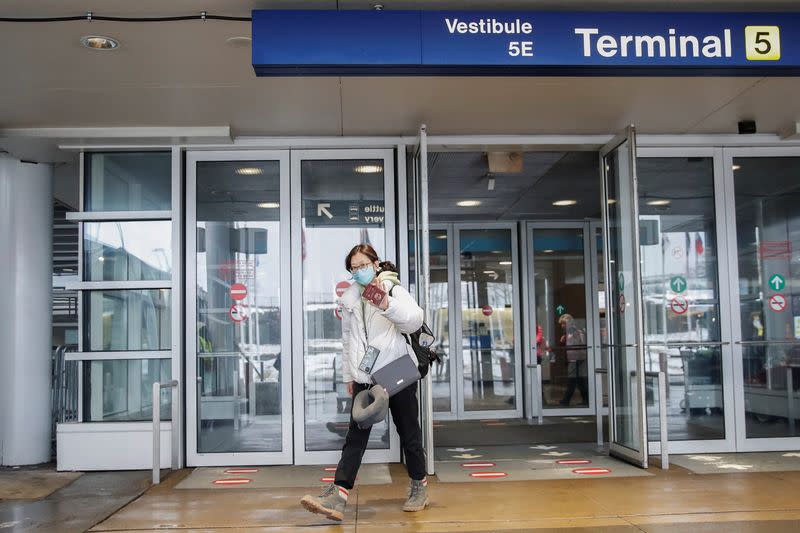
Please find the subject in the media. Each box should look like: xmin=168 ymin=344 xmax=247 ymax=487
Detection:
xmin=370 ymin=354 xmax=420 ymax=397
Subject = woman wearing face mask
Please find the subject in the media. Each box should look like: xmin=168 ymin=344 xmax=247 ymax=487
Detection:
xmin=300 ymin=243 xmax=428 ymax=522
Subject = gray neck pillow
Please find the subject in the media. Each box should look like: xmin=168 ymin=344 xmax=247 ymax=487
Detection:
xmin=352 ymin=385 xmax=389 ymax=429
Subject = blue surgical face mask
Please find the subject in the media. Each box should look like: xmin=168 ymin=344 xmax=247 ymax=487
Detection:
xmin=352 ymin=265 xmax=376 ymax=286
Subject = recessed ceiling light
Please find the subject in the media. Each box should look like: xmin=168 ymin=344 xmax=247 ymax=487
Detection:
xmin=80 ymin=35 xmax=119 ymax=50
xmin=732 ymin=164 xmax=741 ymax=171
xmin=553 ymin=200 xmax=577 ymax=207
xmin=236 ymin=167 xmax=263 ymax=175
xmin=607 ymin=199 xmax=617 ymax=205
xmin=457 ymin=200 xmax=482 ymax=207
xmin=226 ymin=36 xmax=252 ymax=47
xmin=98 ymin=256 xmax=105 ymax=262
xmin=499 ymin=261 xmax=512 ymax=265
xmin=647 ymin=199 xmax=671 ymax=206
xmin=355 ymin=164 xmax=383 ymax=174
xmin=257 ymin=202 xmax=279 ymax=208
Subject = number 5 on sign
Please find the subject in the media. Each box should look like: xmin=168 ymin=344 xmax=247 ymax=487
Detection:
xmin=745 ymin=26 xmax=781 ymax=61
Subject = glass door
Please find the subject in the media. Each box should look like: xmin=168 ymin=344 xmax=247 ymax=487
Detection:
xmin=725 ymin=149 xmax=800 ymax=451
xmin=291 ymin=149 xmax=400 ymax=465
xmin=527 ymin=222 xmax=596 ymax=416
xmin=454 ymin=223 xmax=523 ymax=418
xmin=186 ymin=151 xmax=293 ymax=466
xmin=600 ymin=127 xmax=648 ymax=467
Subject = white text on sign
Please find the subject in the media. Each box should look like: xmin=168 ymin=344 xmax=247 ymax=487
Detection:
xmin=575 ymin=28 xmax=732 ymax=58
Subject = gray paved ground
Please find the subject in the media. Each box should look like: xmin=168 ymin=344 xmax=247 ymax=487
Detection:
xmin=0 ymin=470 xmax=151 ymax=533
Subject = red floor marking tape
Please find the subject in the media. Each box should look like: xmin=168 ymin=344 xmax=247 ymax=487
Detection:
xmin=469 ymin=472 xmax=508 ymax=479
xmin=572 ymin=468 xmax=611 ymax=475
xmin=224 ymin=468 xmax=259 ymax=474
xmin=461 ymin=462 xmax=497 ymax=468
xmin=321 ymin=476 xmax=357 ymax=482
xmin=556 ymin=459 xmax=591 ymax=465
xmin=323 ymin=467 xmax=337 ymax=472
xmin=213 ymin=478 xmax=252 ymax=485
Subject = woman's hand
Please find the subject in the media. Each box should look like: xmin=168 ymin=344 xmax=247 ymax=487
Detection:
xmin=347 ymin=381 xmax=355 ymax=396
xmin=368 ymin=280 xmax=390 ymax=311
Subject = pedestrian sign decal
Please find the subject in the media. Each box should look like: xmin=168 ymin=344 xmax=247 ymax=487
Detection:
xmin=229 ymin=304 xmax=248 ymax=322
xmin=670 ymin=296 xmax=688 ymax=315
xmin=230 ymin=282 xmax=248 ymax=301
xmin=556 ymin=304 xmax=566 ymax=316
xmin=769 ymin=293 xmax=787 ymax=313
xmin=670 ymin=276 xmax=687 ymax=294
xmin=617 ymin=272 xmax=625 ymax=291
xmin=769 ymin=274 xmax=786 ymax=292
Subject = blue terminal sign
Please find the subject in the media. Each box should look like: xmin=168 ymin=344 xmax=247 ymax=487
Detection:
xmin=252 ymin=10 xmax=800 ymax=76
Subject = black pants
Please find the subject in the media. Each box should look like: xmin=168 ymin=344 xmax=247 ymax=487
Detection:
xmin=561 ymin=360 xmax=589 ymax=405
xmin=334 ymin=381 xmax=426 ymax=490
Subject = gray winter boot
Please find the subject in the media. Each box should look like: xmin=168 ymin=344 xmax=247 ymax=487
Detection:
xmin=403 ymin=478 xmax=429 ymax=512
xmin=300 ymin=483 xmax=348 ymax=522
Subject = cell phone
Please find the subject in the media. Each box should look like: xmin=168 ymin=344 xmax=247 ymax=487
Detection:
xmin=362 ymin=284 xmax=386 ymax=306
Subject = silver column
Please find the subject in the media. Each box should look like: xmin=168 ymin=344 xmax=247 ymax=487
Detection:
xmin=0 ymin=155 xmax=54 ymax=465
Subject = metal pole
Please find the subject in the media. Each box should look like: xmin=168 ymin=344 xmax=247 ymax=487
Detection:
xmin=645 ymin=370 xmax=668 ymax=470
xmin=595 ymin=368 xmax=607 ymax=446
xmin=152 ymin=382 xmax=161 ymax=485
xmin=153 ymin=380 xmax=179 ymax=485
xmin=535 ymin=365 xmax=543 ymax=425
xmin=787 ymin=366 xmax=795 ymax=435
xmin=658 ymin=371 xmax=668 ymax=470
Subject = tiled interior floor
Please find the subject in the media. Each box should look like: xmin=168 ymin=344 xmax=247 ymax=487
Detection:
xmin=88 ymin=453 xmax=800 ymax=532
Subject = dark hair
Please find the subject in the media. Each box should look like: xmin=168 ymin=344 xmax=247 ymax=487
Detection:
xmin=345 ymin=243 xmax=398 ymax=273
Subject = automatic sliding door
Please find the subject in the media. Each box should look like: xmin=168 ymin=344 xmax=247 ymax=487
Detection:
xmin=186 ymin=151 xmax=292 ymax=466
xmin=726 ymin=151 xmax=800 ymax=450
xmin=455 ymin=224 xmax=522 ymax=418
xmin=291 ymin=150 xmax=399 ymax=465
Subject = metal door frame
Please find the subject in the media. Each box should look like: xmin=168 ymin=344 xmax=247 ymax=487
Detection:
xmin=638 ymin=146 xmax=737 ymax=456
xmin=290 ymin=148 xmax=401 ymax=465
xmin=428 ymin=223 xmax=459 ymax=421
xmin=723 ymin=146 xmax=800 ymax=452
xmin=526 ymin=220 xmax=598 ymax=417
xmin=600 ymin=126 xmax=649 ymax=467
xmin=186 ymin=150 xmax=294 ymax=466
xmin=452 ymin=222 xmax=524 ymax=419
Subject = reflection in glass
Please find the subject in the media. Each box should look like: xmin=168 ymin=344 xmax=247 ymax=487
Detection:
xmin=301 ymin=159 xmax=389 ymax=451
xmin=533 ymin=229 xmax=589 ymax=408
xmin=430 ymin=230 xmax=451 ymax=413
xmin=734 ymin=157 xmax=800 ymax=438
xmin=83 ymin=359 xmax=171 ymax=421
xmin=638 ymin=157 xmax=725 ymax=441
xmin=84 ymin=290 xmax=171 ymax=351
xmin=84 ymin=221 xmax=172 ymax=281
xmin=85 ymin=152 xmax=171 ymax=211
xmin=195 ymin=160 xmax=284 ymax=453
xmin=459 ymin=229 xmax=516 ymax=411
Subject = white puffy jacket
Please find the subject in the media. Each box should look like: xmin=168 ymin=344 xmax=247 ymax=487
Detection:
xmin=338 ymin=278 xmax=424 ymax=385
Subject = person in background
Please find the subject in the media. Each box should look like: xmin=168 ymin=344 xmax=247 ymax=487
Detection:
xmin=559 ymin=314 xmax=588 ymax=406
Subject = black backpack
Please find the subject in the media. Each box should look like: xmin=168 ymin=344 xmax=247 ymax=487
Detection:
xmin=389 ymin=285 xmax=443 ymax=378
